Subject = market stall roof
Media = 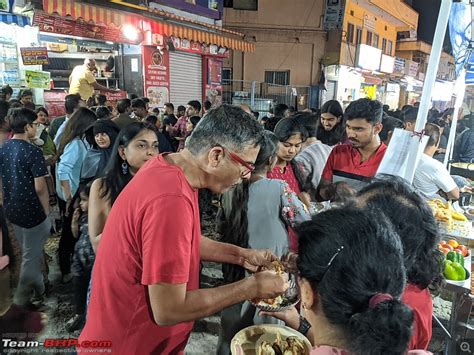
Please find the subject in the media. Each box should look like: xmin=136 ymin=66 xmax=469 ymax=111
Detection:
xmin=0 ymin=13 xmax=30 ymax=27
xmin=41 ymin=0 xmax=255 ymax=52
xmin=42 ymin=0 xmax=142 ymax=27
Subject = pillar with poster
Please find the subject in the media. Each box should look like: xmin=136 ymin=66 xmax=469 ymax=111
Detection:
xmin=204 ymin=57 xmax=223 ymax=108
xmin=142 ymin=45 xmax=170 ymax=109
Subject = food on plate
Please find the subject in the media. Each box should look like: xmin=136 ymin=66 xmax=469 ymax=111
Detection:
xmin=428 ymin=199 xmax=468 ymax=223
xmin=257 ymin=332 xmax=308 ymax=355
xmin=252 ymin=261 xmax=297 ymax=309
xmin=443 ymin=260 xmax=467 ymax=281
xmin=452 ymin=210 xmax=468 ymax=222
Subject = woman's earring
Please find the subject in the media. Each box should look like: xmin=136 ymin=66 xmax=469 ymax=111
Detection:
xmin=121 ymin=161 xmax=128 ymax=175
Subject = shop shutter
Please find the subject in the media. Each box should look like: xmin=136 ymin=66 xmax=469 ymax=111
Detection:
xmin=170 ymin=51 xmax=202 ymax=107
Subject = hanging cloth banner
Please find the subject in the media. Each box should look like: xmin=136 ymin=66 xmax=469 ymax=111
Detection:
xmin=448 ymin=2 xmax=472 ymax=78
xmin=466 ymin=52 xmax=474 ymax=85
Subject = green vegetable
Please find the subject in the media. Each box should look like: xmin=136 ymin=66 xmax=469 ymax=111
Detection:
xmin=447 ymin=251 xmax=464 ymax=266
xmin=443 ymin=260 xmax=467 ymax=281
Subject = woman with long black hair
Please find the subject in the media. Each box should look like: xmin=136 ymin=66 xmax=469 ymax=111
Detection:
xmin=355 ymin=176 xmax=443 ymax=350
xmin=217 ymin=131 xmax=310 ymax=354
xmin=268 ymin=118 xmax=311 ymax=250
xmin=56 ymin=107 xmax=97 ymax=283
xmin=262 ymin=208 xmax=430 ymax=354
xmin=316 ymin=100 xmax=345 ymax=146
xmin=88 ymin=122 xmax=159 ymax=252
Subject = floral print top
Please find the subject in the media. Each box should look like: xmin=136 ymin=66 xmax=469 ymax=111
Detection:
xmin=247 ymin=179 xmax=310 ymax=255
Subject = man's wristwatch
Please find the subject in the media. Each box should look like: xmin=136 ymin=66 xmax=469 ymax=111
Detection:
xmin=297 ymin=315 xmax=312 ymax=335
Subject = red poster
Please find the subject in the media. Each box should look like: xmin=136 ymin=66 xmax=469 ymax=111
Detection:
xmin=142 ymin=46 xmax=170 ymax=108
xmin=105 ymin=90 xmax=127 ymax=101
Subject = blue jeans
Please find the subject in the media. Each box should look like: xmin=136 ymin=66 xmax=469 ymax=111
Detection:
xmin=12 ymin=218 xmax=51 ymax=306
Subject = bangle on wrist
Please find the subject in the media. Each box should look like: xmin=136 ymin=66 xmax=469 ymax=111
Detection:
xmin=297 ymin=315 xmax=311 ymax=335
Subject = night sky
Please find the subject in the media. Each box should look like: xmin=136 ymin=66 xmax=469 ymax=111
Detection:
xmin=410 ymin=0 xmax=453 ymax=53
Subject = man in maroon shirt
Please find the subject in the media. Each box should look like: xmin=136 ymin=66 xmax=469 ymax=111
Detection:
xmin=318 ymin=98 xmax=386 ymax=201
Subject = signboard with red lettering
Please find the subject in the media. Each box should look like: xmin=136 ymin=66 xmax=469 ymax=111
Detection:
xmin=33 ymin=11 xmax=140 ymax=44
xmin=142 ymin=46 xmax=170 ymax=108
xmin=105 ymin=90 xmax=127 ymax=102
xmin=20 ymin=47 xmax=49 ymax=65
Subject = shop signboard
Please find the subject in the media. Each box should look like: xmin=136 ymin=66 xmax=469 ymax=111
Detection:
xmin=356 ymin=44 xmax=381 ymax=71
xmin=169 ymin=36 xmax=229 ymax=57
xmin=380 ymin=54 xmax=395 ymax=74
xmin=205 ymin=57 xmax=222 ymax=108
xmin=148 ymin=0 xmax=223 ymax=20
xmin=44 ymin=91 xmax=67 ymax=118
xmin=105 ymin=90 xmax=128 ymax=104
xmin=394 ymin=57 xmax=406 ymax=74
xmin=25 ymin=70 xmax=51 ymax=89
xmin=323 ymin=0 xmax=346 ymax=31
xmin=20 ymin=47 xmax=49 ymax=65
xmin=405 ymin=60 xmax=419 ymax=77
xmin=363 ymin=14 xmax=376 ymax=32
xmin=143 ymin=46 xmax=170 ymax=108
xmin=33 ymin=11 xmax=140 ymax=45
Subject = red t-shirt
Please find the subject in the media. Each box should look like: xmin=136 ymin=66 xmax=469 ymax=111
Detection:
xmin=79 ymin=154 xmax=201 ymax=354
xmin=401 ymin=283 xmax=433 ymax=350
xmin=268 ymin=163 xmax=301 ymax=251
xmin=321 ymin=143 xmax=387 ymax=188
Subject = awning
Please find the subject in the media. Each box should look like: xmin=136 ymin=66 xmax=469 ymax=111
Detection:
xmin=42 ymin=0 xmax=142 ymax=27
xmin=42 ymin=0 xmax=255 ymax=52
xmin=0 ymin=13 xmax=31 ymax=27
xmin=144 ymin=20 xmax=255 ymax=52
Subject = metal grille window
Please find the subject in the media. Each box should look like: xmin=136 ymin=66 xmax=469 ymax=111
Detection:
xmin=356 ymin=28 xmax=362 ymax=45
xmin=373 ymin=34 xmax=379 ymax=48
xmin=387 ymin=40 xmax=393 ymax=55
xmin=264 ymin=71 xmax=290 ymax=85
xmin=366 ymin=31 xmax=372 ymax=46
xmin=222 ymin=68 xmax=232 ymax=81
xmin=346 ymin=23 xmax=355 ymax=44
xmin=382 ymin=38 xmax=387 ymax=53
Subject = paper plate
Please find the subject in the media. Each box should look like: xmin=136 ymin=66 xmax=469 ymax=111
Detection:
xmin=230 ymin=324 xmax=312 ymax=355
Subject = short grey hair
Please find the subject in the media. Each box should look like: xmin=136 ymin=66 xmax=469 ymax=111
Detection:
xmin=187 ymin=104 xmax=263 ymax=155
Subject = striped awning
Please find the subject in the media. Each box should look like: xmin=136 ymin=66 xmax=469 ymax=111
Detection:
xmin=42 ymin=0 xmax=255 ymax=52
xmin=42 ymin=0 xmax=142 ymax=27
xmin=145 ymin=20 xmax=255 ymax=52
xmin=0 ymin=13 xmax=31 ymax=27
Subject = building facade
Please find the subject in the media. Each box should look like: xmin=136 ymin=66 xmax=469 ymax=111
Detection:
xmin=223 ymin=0 xmax=327 ymax=110
xmin=323 ymin=0 xmax=419 ymax=109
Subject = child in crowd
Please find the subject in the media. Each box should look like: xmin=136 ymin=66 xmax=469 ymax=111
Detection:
xmin=67 ymin=183 xmax=94 ymax=332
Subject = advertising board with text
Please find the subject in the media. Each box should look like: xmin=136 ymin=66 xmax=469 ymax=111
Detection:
xmin=143 ymin=46 xmax=170 ymax=108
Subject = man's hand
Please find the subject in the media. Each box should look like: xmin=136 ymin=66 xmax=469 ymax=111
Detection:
xmin=252 ymin=270 xmax=289 ymax=299
xmin=240 ymin=249 xmax=277 ymax=272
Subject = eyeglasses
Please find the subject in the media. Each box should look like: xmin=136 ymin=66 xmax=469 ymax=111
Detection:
xmin=218 ymin=145 xmax=255 ymax=177
xmin=30 ymin=122 xmax=41 ymax=127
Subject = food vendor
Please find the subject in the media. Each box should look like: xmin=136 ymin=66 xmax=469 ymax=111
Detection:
xmin=69 ymin=59 xmax=117 ymax=101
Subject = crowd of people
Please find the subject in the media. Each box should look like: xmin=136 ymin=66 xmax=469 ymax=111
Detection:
xmin=0 ymin=81 xmax=472 ymax=354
